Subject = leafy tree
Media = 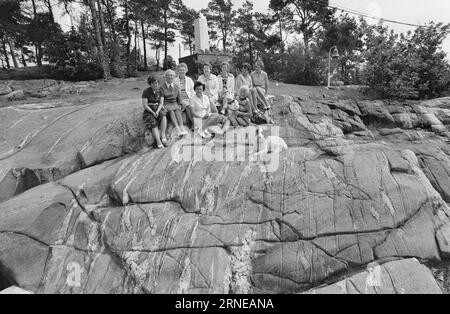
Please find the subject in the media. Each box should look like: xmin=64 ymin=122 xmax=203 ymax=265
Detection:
xmin=410 ymin=23 xmax=450 ymax=98
xmin=44 ymin=25 xmax=102 ymax=81
xmin=277 ymin=42 xmax=326 ymax=85
xmin=157 ymin=0 xmax=179 ymax=69
xmin=363 ymin=22 xmax=450 ymax=99
xmin=268 ymin=2 xmax=293 ymax=69
xmin=318 ymin=14 xmax=364 ymax=84
xmin=269 ymin=0 xmax=334 ymax=52
xmin=0 ymin=0 xmax=29 ymax=68
xmin=175 ymin=2 xmax=199 ymax=55
xmin=131 ymin=0 xmax=179 ymax=70
xmin=147 ymin=29 xmax=165 ymax=70
xmin=103 ymin=0 xmax=125 ymax=76
xmin=27 ymin=13 xmax=63 ymax=62
xmin=202 ymin=0 xmax=236 ymax=52
xmin=86 ymin=0 xmax=111 ymax=79
xmin=233 ymin=0 xmax=257 ymax=67
xmin=233 ymin=1 xmax=276 ymax=68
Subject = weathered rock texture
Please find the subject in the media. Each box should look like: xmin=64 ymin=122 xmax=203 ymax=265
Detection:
xmin=0 ymin=100 xmax=145 ymax=202
xmin=306 ymin=259 xmax=443 ymax=294
xmin=0 ymin=92 xmax=449 ymax=294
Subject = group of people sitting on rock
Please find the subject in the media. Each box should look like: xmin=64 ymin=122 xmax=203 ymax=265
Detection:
xmin=142 ymin=60 xmax=272 ymax=149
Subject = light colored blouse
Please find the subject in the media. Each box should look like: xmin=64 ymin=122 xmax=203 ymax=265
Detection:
xmin=189 ymin=93 xmax=211 ymax=119
xmin=174 ymin=76 xmax=195 ymax=100
xmin=251 ymin=71 xmax=269 ymax=89
xmin=235 ymin=73 xmax=253 ymax=94
xmin=218 ymin=72 xmax=235 ymax=96
xmin=198 ymin=74 xmax=219 ymax=101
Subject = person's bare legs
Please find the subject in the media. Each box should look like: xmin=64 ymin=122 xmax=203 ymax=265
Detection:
xmin=221 ymin=119 xmax=231 ymax=134
xmin=248 ymin=93 xmax=257 ymax=113
xmin=175 ymin=110 xmax=187 ymax=134
xmin=160 ymin=116 xmax=167 ymax=143
xmin=209 ymin=97 xmax=219 ymax=113
xmin=168 ymin=110 xmax=181 ymax=137
xmin=185 ymin=106 xmax=194 ymax=130
xmin=152 ymin=127 xmax=163 ymax=147
xmin=250 ymin=88 xmax=259 ymax=112
xmin=221 ymin=98 xmax=228 ymax=114
xmin=256 ymin=87 xmax=270 ymax=109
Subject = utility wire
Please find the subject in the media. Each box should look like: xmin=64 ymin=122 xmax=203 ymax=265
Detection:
xmin=304 ymin=0 xmax=423 ymax=27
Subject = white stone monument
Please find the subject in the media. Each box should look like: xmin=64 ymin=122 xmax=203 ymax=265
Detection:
xmin=194 ymin=13 xmax=210 ymax=52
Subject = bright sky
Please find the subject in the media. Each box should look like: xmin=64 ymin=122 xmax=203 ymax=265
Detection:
xmin=54 ymin=0 xmax=450 ymax=60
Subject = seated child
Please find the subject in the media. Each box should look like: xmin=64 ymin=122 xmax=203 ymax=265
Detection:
xmin=228 ymin=85 xmax=253 ymax=128
xmin=220 ymin=86 xmax=239 ymax=115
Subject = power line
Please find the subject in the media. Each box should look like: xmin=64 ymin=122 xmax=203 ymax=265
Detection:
xmin=304 ymin=0 xmax=422 ymax=27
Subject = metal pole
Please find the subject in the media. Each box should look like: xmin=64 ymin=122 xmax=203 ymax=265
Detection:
xmin=327 ymin=46 xmax=336 ymax=89
xmin=328 ymin=48 xmax=332 ymax=88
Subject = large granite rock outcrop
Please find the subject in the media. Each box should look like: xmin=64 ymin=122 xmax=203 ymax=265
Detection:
xmin=0 ymin=92 xmax=449 ymax=294
xmin=0 ymin=100 xmax=145 ymax=202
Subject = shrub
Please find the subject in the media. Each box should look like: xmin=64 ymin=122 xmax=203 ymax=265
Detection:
xmin=363 ymin=23 xmax=450 ymax=99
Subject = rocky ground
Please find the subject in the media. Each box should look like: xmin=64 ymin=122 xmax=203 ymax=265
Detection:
xmin=0 ymin=78 xmax=449 ymax=294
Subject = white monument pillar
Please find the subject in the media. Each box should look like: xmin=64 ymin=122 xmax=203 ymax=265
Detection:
xmin=194 ymin=13 xmax=210 ymax=52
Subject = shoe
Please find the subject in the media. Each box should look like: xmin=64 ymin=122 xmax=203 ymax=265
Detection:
xmin=199 ymin=130 xmax=212 ymax=139
xmin=161 ymin=138 xmax=168 ymax=145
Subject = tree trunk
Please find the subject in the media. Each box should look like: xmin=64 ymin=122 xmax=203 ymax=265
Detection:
xmin=247 ymin=32 xmax=253 ymax=68
xmin=31 ymin=0 xmax=42 ymax=66
xmin=1 ymin=40 xmax=10 ymax=69
xmin=222 ymin=30 xmax=227 ymax=52
xmin=89 ymin=0 xmax=110 ymax=80
xmin=62 ymin=0 xmax=74 ymax=29
xmin=134 ymin=19 xmax=138 ymax=70
xmin=105 ymin=0 xmax=120 ymax=76
xmin=44 ymin=0 xmax=55 ymax=22
xmin=278 ymin=13 xmax=285 ymax=69
xmin=155 ymin=47 xmax=160 ymax=71
xmin=96 ymin=0 xmax=107 ymax=47
xmin=303 ymin=32 xmax=309 ymax=54
xmin=124 ymin=0 xmax=131 ymax=73
xmin=21 ymin=53 xmax=27 ymax=67
xmin=141 ymin=21 xmax=148 ymax=71
xmin=163 ymin=9 xmax=168 ymax=70
xmin=5 ymin=36 xmax=18 ymax=68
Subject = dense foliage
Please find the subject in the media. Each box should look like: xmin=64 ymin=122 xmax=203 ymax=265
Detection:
xmin=363 ymin=22 xmax=450 ymax=99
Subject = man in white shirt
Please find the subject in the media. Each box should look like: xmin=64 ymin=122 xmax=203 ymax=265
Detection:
xmin=190 ymin=81 xmax=230 ymax=137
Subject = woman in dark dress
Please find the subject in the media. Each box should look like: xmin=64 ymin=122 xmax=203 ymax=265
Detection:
xmin=142 ymin=76 xmax=168 ymax=148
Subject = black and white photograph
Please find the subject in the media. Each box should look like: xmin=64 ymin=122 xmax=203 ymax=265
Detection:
xmin=0 ymin=0 xmax=450 ymax=301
